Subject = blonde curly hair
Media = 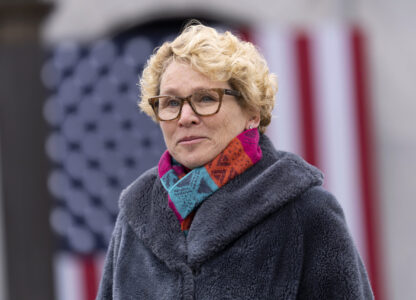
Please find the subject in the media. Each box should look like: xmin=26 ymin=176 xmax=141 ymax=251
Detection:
xmin=139 ymin=23 xmax=277 ymax=134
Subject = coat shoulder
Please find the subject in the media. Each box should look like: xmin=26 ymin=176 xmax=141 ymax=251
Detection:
xmin=292 ymin=186 xmax=350 ymax=244
xmin=293 ymin=186 xmax=374 ymax=299
xmin=294 ymin=186 xmax=345 ymax=222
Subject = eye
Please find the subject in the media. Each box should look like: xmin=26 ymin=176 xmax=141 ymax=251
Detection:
xmin=160 ymin=97 xmax=181 ymax=108
xmin=200 ymin=95 xmax=216 ymax=102
xmin=167 ymin=98 xmax=181 ymax=107
xmin=195 ymin=90 xmax=219 ymax=103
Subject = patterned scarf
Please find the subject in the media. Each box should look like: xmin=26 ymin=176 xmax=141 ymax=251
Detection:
xmin=158 ymin=128 xmax=262 ymax=234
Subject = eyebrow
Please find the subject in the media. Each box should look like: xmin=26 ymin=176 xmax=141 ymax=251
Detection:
xmin=158 ymin=88 xmax=180 ymax=96
xmin=159 ymin=86 xmax=220 ymax=96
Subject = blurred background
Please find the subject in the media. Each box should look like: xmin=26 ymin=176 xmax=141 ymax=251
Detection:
xmin=0 ymin=0 xmax=415 ymax=299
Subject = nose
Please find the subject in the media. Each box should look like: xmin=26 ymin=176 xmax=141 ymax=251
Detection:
xmin=177 ymin=101 xmax=200 ymax=127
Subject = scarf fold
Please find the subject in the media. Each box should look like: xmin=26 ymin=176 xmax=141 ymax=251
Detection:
xmin=158 ymin=128 xmax=262 ymax=234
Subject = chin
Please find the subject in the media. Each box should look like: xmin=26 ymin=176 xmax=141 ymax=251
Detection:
xmin=179 ymin=156 xmax=208 ymax=170
xmin=182 ymin=160 xmax=204 ymax=170
xmin=174 ymin=148 xmax=216 ymax=169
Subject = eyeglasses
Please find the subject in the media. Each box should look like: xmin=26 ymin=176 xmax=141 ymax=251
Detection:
xmin=148 ymin=88 xmax=241 ymax=121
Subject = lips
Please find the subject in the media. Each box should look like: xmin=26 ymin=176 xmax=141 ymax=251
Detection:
xmin=177 ymin=136 xmax=206 ymax=144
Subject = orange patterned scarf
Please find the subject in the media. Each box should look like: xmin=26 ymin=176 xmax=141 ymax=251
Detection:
xmin=158 ymin=128 xmax=262 ymax=234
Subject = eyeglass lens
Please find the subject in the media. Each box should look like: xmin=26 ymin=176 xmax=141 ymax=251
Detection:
xmin=157 ymin=89 xmax=221 ymax=120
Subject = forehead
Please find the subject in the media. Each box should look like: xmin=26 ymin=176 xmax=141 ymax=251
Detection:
xmin=160 ymin=61 xmax=229 ymax=94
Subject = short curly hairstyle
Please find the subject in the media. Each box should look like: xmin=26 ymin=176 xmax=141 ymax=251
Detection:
xmin=139 ymin=23 xmax=277 ymax=134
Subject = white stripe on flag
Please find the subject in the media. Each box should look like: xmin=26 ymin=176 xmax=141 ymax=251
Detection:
xmin=54 ymin=253 xmax=83 ymax=300
xmin=310 ymin=23 xmax=367 ymax=263
xmin=255 ymin=26 xmax=303 ymax=155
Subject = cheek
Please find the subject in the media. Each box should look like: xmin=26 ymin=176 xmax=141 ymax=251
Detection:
xmin=213 ymin=117 xmax=240 ymax=144
xmin=160 ymin=123 xmax=175 ymax=146
xmin=222 ymin=109 xmax=246 ymax=133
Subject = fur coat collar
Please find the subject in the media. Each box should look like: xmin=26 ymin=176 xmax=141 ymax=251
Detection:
xmin=119 ymin=134 xmax=323 ymax=269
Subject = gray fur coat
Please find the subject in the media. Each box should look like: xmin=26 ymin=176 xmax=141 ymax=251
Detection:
xmin=96 ymin=134 xmax=373 ymax=299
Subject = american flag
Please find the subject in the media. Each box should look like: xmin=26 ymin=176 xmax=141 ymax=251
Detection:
xmin=249 ymin=23 xmax=383 ymax=299
xmin=42 ymin=20 xmax=383 ymax=300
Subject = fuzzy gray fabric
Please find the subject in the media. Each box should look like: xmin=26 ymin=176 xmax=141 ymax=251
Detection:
xmin=96 ymin=134 xmax=373 ymax=300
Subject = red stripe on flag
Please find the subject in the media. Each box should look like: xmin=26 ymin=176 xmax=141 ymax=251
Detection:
xmin=295 ymin=32 xmax=318 ymax=166
xmin=237 ymin=27 xmax=253 ymax=43
xmin=350 ymin=26 xmax=384 ymax=299
xmin=82 ymin=255 xmax=99 ymax=300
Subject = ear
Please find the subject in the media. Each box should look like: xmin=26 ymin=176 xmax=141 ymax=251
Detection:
xmin=245 ymin=110 xmax=261 ymax=130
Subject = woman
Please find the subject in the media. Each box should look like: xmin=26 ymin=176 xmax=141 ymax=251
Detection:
xmin=97 ymin=23 xmax=373 ymax=299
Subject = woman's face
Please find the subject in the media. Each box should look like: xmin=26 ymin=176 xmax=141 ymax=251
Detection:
xmin=159 ymin=61 xmax=255 ymax=169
